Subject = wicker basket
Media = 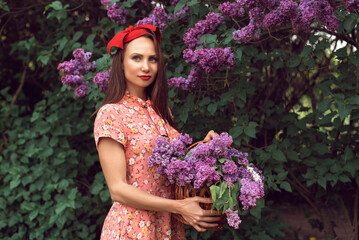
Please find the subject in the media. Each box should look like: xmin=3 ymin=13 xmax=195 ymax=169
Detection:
xmin=173 ymin=140 xmax=225 ymax=230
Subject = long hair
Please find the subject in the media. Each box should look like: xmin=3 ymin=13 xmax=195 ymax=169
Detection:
xmin=101 ymin=33 xmax=177 ymax=130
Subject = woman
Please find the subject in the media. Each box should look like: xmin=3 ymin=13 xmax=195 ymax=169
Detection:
xmin=94 ymin=24 xmax=221 ymax=240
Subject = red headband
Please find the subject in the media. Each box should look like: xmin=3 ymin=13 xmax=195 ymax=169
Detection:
xmin=107 ymin=24 xmax=161 ymax=57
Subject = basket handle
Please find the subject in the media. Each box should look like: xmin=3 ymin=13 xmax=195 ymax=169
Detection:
xmin=187 ymin=140 xmax=210 ymax=150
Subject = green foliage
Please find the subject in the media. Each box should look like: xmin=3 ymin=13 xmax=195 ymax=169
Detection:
xmin=1 ymin=0 xmax=359 ymax=239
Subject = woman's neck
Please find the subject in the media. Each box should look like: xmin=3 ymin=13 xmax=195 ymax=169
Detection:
xmin=127 ymin=87 xmax=147 ymax=101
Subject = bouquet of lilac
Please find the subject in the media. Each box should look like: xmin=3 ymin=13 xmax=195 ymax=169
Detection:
xmin=148 ymin=132 xmax=265 ymax=229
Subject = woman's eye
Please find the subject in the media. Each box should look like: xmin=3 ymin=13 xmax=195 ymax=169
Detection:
xmin=132 ymin=56 xmax=140 ymax=61
xmin=150 ymin=57 xmax=157 ymax=63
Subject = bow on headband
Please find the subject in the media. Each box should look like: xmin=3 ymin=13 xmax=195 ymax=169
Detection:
xmin=107 ymin=24 xmax=161 ymax=57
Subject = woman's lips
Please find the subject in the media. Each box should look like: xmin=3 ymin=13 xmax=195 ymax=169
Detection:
xmin=139 ymin=76 xmax=151 ymax=80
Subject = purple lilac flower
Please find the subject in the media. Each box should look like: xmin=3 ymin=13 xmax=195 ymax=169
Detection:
xmin=219 ymin=2 xmax=245 ymax=18
xmin=168 ymin=68 xmax=203 ymax=90
xmin=233 ymin=7 xmax=264 ymax=44
xmin=343 ymin=0 xmax=359 ymax=12
xmin=58 ymin=49 xmax=96 ymax=97
xmin=239 ymin=178 xmax=265 ymax=210
xmin=170 ymin=0 xmax=181 ymax=5
xmin=61 ymin=75 xmax=83 ymax=88
xmin=183 ymin=47 xmax=235 ymax=74
xmin=174 ymin=5 xmax=190 ymax=20
xmin=183 ymin=12 xmax=224 ymax=49
xmin=296 ymin=0 xmax=338 ymax=32
xmin=136 ymin=6 xmax=172 ymax=31
xmin=74 ymin=81 xmax=90 ymax=98
xmin=222 ymin=161 xmax=240 ymax=183
xmin=264 ymin=0 xmax=298 ymax=28
xmin=207 ymin=132 xmax=233 ymax=157
xmin=238 ymin=166 xmax=252 ymax=179
xmin=165 ymin=159 xmax=195 ymax=186
xmin=101 ymin=0 xmax=129 ymax=24
xmin=235 ymin=0 xmax=257 ymax=8
xmin=225 ymin=208 xmax=242 ymax=229
xmin=194 ymin=161 xmax=221 ymax=188
xmin=148 ymin=134 xmax=193 ymax=178
xmin=93 ymin=67 xmax=111 ymax=92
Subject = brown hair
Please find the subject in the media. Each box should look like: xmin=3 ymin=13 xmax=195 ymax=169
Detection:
xmin=101 ymin=33 xmax=177 ymax=130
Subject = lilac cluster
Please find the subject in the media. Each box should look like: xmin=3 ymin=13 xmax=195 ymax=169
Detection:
xmin=239 ymin=178 xmax=265 ymax=210
xmin=193 ymin=161 xmax=221 ymax=188
xmin=344 ymin=0 xmax=359 ymax=12
xmin=296 ymin=0 xmax=338 ymax=32
xmin=100 ymin=0 xmax=129 ymax=24
xmin=233 ymin=0 xmax=339 ymax=44
xmin=57 ymin=48 xmax=96 ymax=98
xmin=168 ymin=68 xmax=203 ymax=90
xmin=236 ymin=0 xmax=280 ymax=10
xmin=182 ymin=47 xmax=235 ymax=74
xmin=174 ymin=5 xmax=190 ymax=21
xmin=233 ymin=7 xmax=264 ymax=44
xmin=264 ymin=0 xmax=298 ymax=27
xmin=93 ymin=67 xmax=111 ymax=92
xmin=225 ymin=208 xmax=242 ymax=229
xmin=189 ymin=133 xmax=234 ymax=188
xmin=148 ymin=134 xmax=194 ymax=186
xmin=183 ymin=12 xmax=224 ymax=49
xmin=222 ymin=161 xmax=240 ymax=183
xmin=219 ymin=2 xmax=246 ymax=18
xmin=136 ymin=6 xmax=172 ymax=31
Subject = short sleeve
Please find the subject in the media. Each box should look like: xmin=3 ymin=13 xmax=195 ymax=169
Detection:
xmin=94 ymin=104 xmax=128 ymax=148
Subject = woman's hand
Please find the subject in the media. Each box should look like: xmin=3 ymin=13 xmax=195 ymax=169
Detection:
xmin=177 ymin=197 xmax=222 ymax=232
xmin=203 ymin=130 xmax=219 ymax=142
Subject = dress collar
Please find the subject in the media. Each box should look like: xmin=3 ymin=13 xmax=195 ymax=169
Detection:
xmin=123 ymin=90 xmax=152 ymax=108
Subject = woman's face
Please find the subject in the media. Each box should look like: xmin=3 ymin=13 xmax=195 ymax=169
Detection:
xmin=122 ymin=36 xmax=158 ymax=98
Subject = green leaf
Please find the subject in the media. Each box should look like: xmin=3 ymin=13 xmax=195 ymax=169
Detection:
xmin=10 ymin=178 xmax=21 ymax=189
xmin=73 ymin=31 xmax=83 ymax=42
xmin=272 ymin=150 xmax=287 ymax=162
xmin=343 ymin=14 xmax=357 ymax=32
xmin=342 ymin=146 xmax=354 ymax=161
xmin=273 ymin=61 xmax=283 ymax=69
xmin=48 ymin=1 xmax=63 ymax=10
xmin=313 ymin=143 xmax=328 ymax=155
xmin=234 ymin=48 xmax=242 ymax=62
xmin=210 ymin=185 xmax=219 ymax=202
xmin=207 ymin=103 xmax=217 ymax=115
xmin=337 ymin=101 xmax=352 ymax=121
xmin=286 ymin=150 xmax=299 ymax=161
xmin=55 ymin=202 xmax=67 ymax=215
xmin=229 ymin=125 xmax=243 ymax=138
xmin=280 ymin=181 xmax=292 ymax=192
xmin=277 ymin=171 xmax=288 ymax=181
xmin=174 ymin=0 xmax=187 ymax=13
xmin=348 ymin=95 xmax=359 ymax=105
xmin=199 ymin=34 xmax=217 ymax=44
xmin=339 ymin=174 xmax=351 ymax=183
xmin=318 ymin=177 xmax=327 ymax=189
xmin=244 ymin=122 xmax=257 ymax=138
xmin=300 ymin=45 xmax=312 ymax=57
xmin=288 ymin=55 xmax=300 ymax=68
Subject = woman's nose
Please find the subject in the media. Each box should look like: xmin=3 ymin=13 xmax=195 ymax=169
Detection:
xmin=141 ymin=61 xmax=150 ymax=72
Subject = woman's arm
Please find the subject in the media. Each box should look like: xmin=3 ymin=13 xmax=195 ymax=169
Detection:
xmin=97 ymin=137 xmax=222 ymax=232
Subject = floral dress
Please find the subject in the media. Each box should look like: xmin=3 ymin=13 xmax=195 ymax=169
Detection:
xmin=94 ymin=91 xmax=185 ymax=240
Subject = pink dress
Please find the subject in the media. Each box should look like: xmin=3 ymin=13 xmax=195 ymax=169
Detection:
xmin=94 ymin=91 xmax=185 ymax=240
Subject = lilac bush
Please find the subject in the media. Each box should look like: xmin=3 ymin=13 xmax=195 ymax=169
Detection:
xmin=148 ymin=132 xmax=265 ymax=229
xmin=100 ymin=0 xmax=129 ymax=24
xmin=57 ymin=49 xmax=96 ymax=98
xmin=136 ymin=6 xmax=172 ymax=31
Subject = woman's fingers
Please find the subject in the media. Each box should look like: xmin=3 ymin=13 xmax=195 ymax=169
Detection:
xmin=203 ymin=130 xmax=219 ymax=141
xmin=199 ymin=216 xmax=222 ymax=222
